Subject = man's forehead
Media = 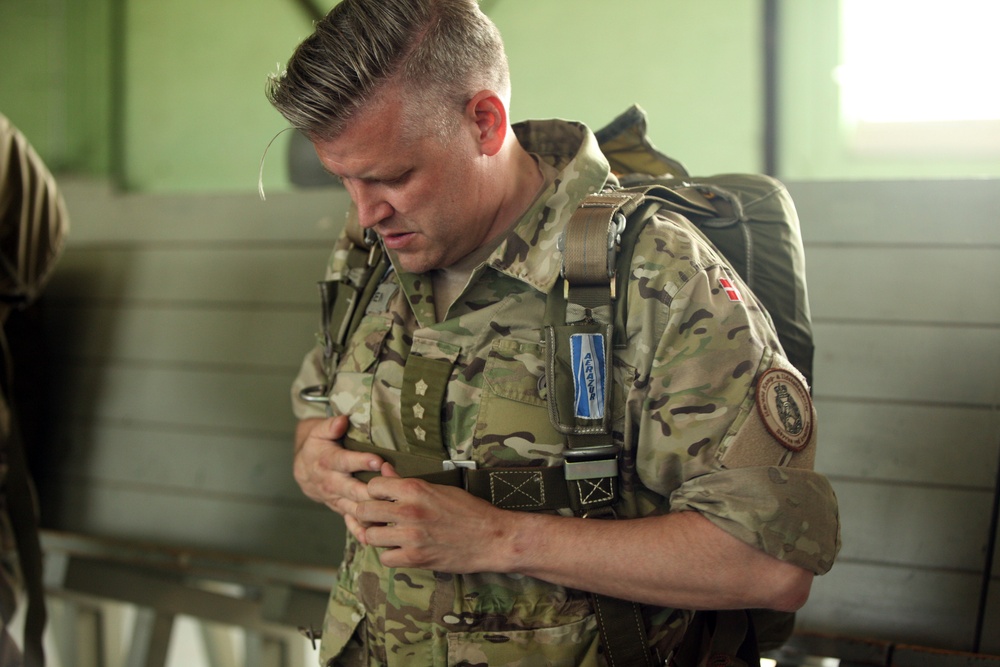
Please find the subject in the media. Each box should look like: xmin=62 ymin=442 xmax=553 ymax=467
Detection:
xmin=313 ymin=94 xmax=422 ymax=174
xmin=313 ymin=137 xmax=413 ymax=181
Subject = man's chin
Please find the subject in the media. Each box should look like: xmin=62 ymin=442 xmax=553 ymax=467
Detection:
xmin=390 ymin=251 xmax=437 ymax=275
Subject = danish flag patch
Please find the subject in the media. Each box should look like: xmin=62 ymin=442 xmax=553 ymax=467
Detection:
xmin=719 ymin=277 xmax=742 ymax=302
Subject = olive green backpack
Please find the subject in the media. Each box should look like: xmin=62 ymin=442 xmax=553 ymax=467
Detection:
xmin=594 ymin=104 xmax=814 ymax=386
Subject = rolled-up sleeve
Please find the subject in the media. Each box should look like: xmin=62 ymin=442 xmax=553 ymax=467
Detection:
xmin=630 ymin=255 xmax=841 ymax=575
xmin=671 ymin=465 xmax=841 ymax=574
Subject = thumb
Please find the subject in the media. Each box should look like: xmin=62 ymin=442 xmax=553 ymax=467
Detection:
xmin=327 ymin=414 xmax=349 ymax=439
xmin=380 ymin=462 xmax=401 ymax=478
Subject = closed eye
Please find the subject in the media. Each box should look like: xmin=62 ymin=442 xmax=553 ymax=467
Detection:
xmin=377 ymin=170 xmax=411 ymax=187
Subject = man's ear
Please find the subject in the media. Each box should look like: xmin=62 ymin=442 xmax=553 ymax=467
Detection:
xmin=466 ymin=90 xmax=507 ymax=157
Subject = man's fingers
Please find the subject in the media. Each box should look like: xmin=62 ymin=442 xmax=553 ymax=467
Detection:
xmin=343 ymin=514 xmax=370 ymax=545
xmin=316 ymin=448 xmax=383 ymax=477
xmin=325 ymin=414 xmax=349 ymax=439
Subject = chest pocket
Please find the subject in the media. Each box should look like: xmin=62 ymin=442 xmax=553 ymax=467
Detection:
xmin=474 ymin=337 xmax=638 ymax=469
xmin=474 ymin=338 xmax=567 ymax=467
xmin=327 ymin=314 xmax=391 ymax=440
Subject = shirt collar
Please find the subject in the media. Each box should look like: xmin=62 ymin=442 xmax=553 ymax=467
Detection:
xmin=487 ymin=119 xmax=612 ymax=294
xmin=393 ymin=119 xmax=611 ymax=325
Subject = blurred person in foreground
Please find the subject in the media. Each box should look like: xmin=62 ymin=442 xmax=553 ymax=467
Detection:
xmin=0 ymin=112 xmax=69 ymax=667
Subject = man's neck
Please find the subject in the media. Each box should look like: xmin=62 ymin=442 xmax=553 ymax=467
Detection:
xmin=431 ymin=140 xmax=546 ymax=321
xmin=486 ymin=139 xmax=545 ymax=246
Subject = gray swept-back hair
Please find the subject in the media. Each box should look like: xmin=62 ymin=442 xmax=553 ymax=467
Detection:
xmin=266 ymin=0 xmax=510 ymax=140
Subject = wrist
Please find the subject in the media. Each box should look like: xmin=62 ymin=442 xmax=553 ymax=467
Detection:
xmin=492 ymin=508 xmax=546 ymax=576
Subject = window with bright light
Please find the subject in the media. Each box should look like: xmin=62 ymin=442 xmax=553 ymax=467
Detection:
xmin=837 ymin=0 xmax=1000 ymax=155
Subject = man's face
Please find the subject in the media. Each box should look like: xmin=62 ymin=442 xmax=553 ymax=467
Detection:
xmin=313 ymin=93 xmax=495 ymax=274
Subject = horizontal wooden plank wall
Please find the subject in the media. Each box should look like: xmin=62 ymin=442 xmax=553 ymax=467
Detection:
xmin=37 ymin=180 xmax=354 ymax=569
xmin=31 ymin=178 xmax=1000 ymax=653
xmin=786 ymin=180 xmax=1000 ymax=654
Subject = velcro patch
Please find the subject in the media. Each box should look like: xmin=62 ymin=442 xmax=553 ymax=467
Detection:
xmin=719 ymin=277 xmax=742 ymax=302
xmin=365 ymin=282 xmax=398 ymax=315
xmin=571 ymin=333 xmax=606 ymax=420
xmin=756 ymin=368 xmax=813 ymax=452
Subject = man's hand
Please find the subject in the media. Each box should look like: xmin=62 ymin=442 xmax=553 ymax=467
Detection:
xmin=359 ymin=473 xmax=813 ymax=611
xmin=293 ymin=416 xmax=385 ymax=543
xmin=356 ymin=472 xmax=512 ymax=574
xmin=294 ymin=419 xmax=813 ymax=612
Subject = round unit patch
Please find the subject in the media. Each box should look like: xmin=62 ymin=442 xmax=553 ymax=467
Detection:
xmin=756 ymin=368 xmax=813 ymax=452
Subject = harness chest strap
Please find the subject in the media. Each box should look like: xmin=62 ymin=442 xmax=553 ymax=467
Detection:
xmin=343 ymin=437 xmax=573 ymax=511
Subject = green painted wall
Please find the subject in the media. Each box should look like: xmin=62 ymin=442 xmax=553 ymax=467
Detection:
xmin=490 ymin=0 xmax=762 ymax=177
xmin=119 ymin=0 xmax=309 ymax=191
xmin=2 ymin=0 xmax=998 ymax=193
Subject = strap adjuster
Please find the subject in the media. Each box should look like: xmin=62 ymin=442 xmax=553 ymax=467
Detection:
xmin=563 ymin=444 xmax=620 ymax=481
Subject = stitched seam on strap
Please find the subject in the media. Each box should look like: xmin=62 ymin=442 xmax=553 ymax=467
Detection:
xmin=489 ymin=471 xmax=545 ymax=509
xmin=629 ymin=602 xmax=652 ymax=666
xmin=593 ymin=600 xmax=617 ymax=667
xmin=576 ymin=479 xmax=614 ymax=506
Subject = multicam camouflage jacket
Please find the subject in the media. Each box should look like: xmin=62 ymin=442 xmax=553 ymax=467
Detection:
xmin=292 ymin=119 xmax=841 ymax=667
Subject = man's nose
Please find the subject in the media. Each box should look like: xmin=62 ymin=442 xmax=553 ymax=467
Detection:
xmin=353 ymin=183 xmax=393 ymax=229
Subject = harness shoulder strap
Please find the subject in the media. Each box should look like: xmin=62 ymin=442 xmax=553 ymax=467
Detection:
xmin=549 ymin=188 xmax=661 ymax=667
xmin=299 ymin=217 xmax=390 ymax=406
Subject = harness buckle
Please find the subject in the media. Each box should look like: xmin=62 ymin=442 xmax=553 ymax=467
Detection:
xmin=363 ymin=228 xmax=381 ymax=266
xmin=563 ymin=444 xmax=619 ymax=481
xmin=442 ymin=460 xmax=477 ymax=472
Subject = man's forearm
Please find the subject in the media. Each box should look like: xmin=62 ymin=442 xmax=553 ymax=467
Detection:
xmin=361 ymin=470 xmax=813 ymax=612
xmin=495 ymin=508 xmax=813 ymax=612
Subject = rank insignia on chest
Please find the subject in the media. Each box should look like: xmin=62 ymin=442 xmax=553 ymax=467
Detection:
xmin=401 ymin=356 xmax=452 ymax=454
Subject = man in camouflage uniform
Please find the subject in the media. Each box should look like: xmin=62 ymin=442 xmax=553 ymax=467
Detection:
xmin=266 ymin=1 xmax=840 ymax=665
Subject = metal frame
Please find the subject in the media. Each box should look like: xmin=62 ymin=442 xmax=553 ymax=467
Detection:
xmin=41 ymin=531 xmax=333 ymax=667
xmin=770 ymin=632 xmax=1000 ymax=667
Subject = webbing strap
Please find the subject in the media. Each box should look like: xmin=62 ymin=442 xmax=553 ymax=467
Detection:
xmin=561 ymin=191 xmax=644 ymax=285
xmin=671 ymin=610 xmax=759 ymax=667
xmin=593 ymin=595 xmax=656 ymax=667
xmin=300 ymin=231 xmax=390 ymax=406
xmin=342 ymin=438 xmax=571 ymax=511
xmin=556 ymin=189 xmax=658 ymax=666
xmin=320 ymin=242 xmax=388 ymax=372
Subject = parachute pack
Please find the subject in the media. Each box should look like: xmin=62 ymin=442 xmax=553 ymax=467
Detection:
xmin=594 ymin=104 xmax=813 ymax=385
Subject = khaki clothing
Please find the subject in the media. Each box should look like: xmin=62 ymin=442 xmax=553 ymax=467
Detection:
xmin=292 ymin=119 xmax=841 ymax=666
xmin=1 ymin=113 xmax=66 ymax=667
